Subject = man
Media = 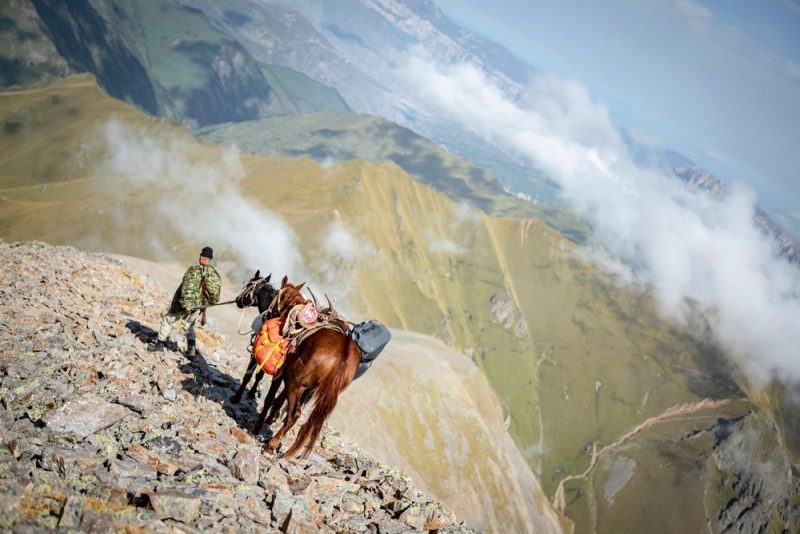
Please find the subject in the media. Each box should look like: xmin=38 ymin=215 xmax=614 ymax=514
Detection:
xmin=149 ymin=246 xmax=222 ymax=356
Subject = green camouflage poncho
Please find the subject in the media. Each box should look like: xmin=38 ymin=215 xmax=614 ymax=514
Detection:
xmin=168 ymin=264 xmax=222 ymax=313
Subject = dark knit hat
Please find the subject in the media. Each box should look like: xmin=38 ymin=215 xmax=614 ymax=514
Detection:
xmin=200 ymin=246 xmax=213 ymax=259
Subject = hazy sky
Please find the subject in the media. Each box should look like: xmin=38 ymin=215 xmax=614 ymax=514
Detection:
xmin=436 ymin=0 xmax=800 ymax=226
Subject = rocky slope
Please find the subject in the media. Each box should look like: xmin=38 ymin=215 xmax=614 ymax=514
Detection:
xmin=0 ymin=241 xmax=475 ymax=532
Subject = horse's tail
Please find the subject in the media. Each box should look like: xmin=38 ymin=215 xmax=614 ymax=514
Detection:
xmin=283 ymin=339 xmax=359 ymax=459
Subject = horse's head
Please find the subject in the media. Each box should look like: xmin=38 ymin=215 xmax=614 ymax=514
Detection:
xmin=277 ymin=275 xmax=307 ymax=316
xmin=235 ymin=270 xmax=277 ymax=313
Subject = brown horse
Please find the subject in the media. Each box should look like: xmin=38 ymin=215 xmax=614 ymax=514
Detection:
xmin=255 ymin=278 xmax=361 ymax=458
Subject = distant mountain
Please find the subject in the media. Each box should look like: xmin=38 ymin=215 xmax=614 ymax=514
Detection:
xmin=675 ymin=167 xmax=799 ymax=263
xmin=184 ymin=0 xmax=559 ymax=202
xmin=0 ymin=0 xmax=72 ymax=86
xmin=1 ymin=0 xmax=349 ymax=125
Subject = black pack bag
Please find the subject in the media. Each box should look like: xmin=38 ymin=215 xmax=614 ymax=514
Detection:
xmin=352 ymin=320 xmax=391 ymax=362
xmin=352 ymin=320 xmax=390 ymax=380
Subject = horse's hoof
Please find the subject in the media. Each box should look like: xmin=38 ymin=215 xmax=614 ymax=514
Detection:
xmin=247 ymin=390 xmax=257 ymax=399
xmin=230 ymin=394 xmax=242 ymax=404
xmin=267 ymin=438 xmax=280 ymax=451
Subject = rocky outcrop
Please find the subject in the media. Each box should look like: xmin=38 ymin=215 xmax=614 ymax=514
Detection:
xmin=0 ymin=241 xmax=474 ymax=532
xmin=675 ymin=166 xmax=800 ymax=263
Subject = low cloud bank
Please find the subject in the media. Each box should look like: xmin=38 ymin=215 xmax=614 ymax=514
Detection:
xmin=399 ymin=51 xmax=800 ymax=381
xmin=100 ymin=120 xmax=306 ymax=281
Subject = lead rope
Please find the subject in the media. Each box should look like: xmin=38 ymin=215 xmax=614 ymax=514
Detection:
xmin=236 ymin=307 xmax=251 ymax=336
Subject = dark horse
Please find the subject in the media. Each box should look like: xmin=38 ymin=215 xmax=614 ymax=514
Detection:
xmin=235 ymin=274 xmax=361 ymax=458
xmin=230 ymin=271 xmax=304 ymax=404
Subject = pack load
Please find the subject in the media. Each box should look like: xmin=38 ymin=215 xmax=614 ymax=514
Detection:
xmin=351 ymin=320 xmax=391 ymax=379
xmin=251 ymin=317 xmax=288 ymax=375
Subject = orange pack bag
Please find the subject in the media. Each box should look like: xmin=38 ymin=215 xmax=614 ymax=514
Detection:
xmin=251 ymin=317 xmax=288 ymax=375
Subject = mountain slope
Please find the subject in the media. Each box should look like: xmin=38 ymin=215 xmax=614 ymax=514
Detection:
xmin=0 ymin=241 xmax=476 ymax=532
xmin=1 ymin=76 xmax=798 ymax=533
xmin=2 ymin=0 xmax=350 ymax=125
xmin=196 ymin=111 xmax=581 ymax=236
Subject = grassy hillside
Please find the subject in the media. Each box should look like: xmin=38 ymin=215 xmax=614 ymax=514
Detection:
xmin=2 ymin=0 xmax=349 ymax=125
xmin=197 ymin=112 xmax=588 ymax=239
xmin=1 ymin=76 xmax=797 ymax=532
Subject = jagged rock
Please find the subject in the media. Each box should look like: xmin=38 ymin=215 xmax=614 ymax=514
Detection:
xmin=230 ymin=445 xmax=261 ymax=484
xmin=230 ymin=427 xmax=255 ymax=445
xmin=58 ymin=495 xmax=83 ymax=528
xmin=41 ymin=446 xmax=104 ymax=477
xmin=126 ymin=443 xmax=181 ymax=476
xmin=43 ymin=394 xmax=132 ymax=438
xmin=238 ymin=493 xmax=272 ymax=526
xmin=108 ymin=458 xmax=159 ymax=481
xmin=147 ymin=491 xmax=201 ymax=523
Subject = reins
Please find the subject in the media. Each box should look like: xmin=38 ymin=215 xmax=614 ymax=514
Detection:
xmin=189 ymin=299 xmax=236 ymax=311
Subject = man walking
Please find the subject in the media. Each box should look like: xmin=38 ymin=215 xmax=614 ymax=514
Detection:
xmin=149 ymin=246 xmax=222 ymax=356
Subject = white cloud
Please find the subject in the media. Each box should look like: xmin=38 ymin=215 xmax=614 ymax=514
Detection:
xmin=423 ymin=202 xmax=482 ymax=255
xmin=99 ymin=119 xmax=306 ymax=280
xmin=425 ymin=231 xmax=465 ymax=255
xmin=398 ymin=50 xmax=800 ymax=382
xmin=314 ymin=215 xmax=380 ymax=307
xmin=627 ymin=128 xmax=664 ymax=151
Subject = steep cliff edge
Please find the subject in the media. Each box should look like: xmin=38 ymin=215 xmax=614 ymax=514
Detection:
xmin=0 ymin=241 xmax=476 ymax=532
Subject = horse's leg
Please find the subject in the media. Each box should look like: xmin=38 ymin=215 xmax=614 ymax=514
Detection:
xmin=265 ymin=387 xmax=287 ymax=425
xmin=267 ymin=383 xmax=306 ymax=452
xmin=231 ymin=356 xmax=257 ymax=404
xmin=248 ymin=370 xmax=266 ymax=398
xmin=253 ymin=376 xmax=283 ymax=435
xmin=300 ymin=387 xmax=315 ymax=408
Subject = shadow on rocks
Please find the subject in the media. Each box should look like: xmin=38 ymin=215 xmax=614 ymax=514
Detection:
xmin=125 ymin=319 xmax=157 ymax=342
xmin=125 ymin=319 xmax=267 ymax=439
xmin=178 ymin=352 xmax=266 ymax=437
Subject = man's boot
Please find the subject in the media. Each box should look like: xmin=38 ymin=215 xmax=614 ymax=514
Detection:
xmin=186 ymin=340 xmax=197 ymax=357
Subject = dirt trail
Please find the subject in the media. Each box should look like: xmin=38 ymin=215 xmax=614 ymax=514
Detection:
xmin=552 ymin=398 xmax=735 ymax=512
xmin=0 ymin=78 xmax=95 ymax=97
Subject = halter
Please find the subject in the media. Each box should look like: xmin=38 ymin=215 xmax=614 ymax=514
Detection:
xmin=235 ymin=277 xmax=275 ymax=335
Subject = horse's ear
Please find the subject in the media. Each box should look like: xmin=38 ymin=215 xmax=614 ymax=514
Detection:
xmin=254 ymin=269 xmax=260 ymax=280
xmin=265 ymin=273 xmax=271 ymax=282
xmin=296 ymin=282 xmax=305 ymax=291
xmin=281 ymin=275 xmax=288 ymax=287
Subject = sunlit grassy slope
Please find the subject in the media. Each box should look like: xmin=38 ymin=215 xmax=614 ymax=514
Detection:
xmin=197 ymin=112 xmax=589 ymax=240
xmin=2 ymin=76 xmax=797 ymax=532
